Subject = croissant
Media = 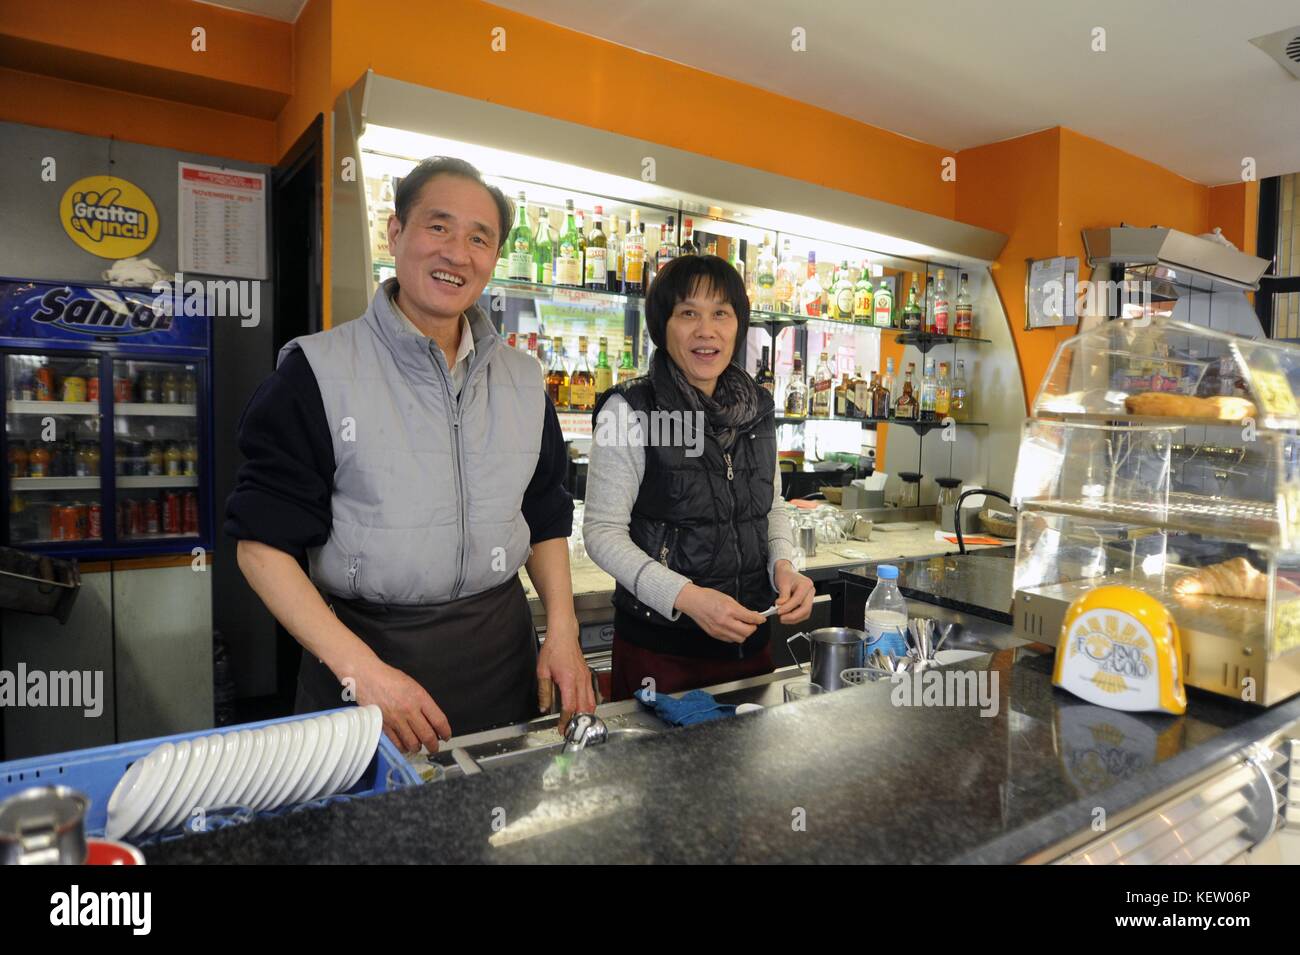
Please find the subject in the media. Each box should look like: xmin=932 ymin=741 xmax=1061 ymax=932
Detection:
xmin=1173 ymin=557 xmax=1267 ymax=600
xmin=1124 ymin=392 xmax=1257 ymax=421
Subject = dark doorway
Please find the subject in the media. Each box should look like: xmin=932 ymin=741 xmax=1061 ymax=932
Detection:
xmin=269 ymin=114 xmax=324 ymax=709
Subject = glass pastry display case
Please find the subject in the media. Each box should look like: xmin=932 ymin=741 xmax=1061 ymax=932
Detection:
xmin=1011 ymin=315 xmax=1300 ymax=705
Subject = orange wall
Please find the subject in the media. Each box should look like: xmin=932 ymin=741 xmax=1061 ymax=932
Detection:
xmin=1208 ymin=181 xmax=1259 ymax=255
xmin=955 ymin=128 xmax=1064 ymax=411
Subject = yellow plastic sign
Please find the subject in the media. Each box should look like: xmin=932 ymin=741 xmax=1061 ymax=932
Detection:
xmin=1053 ymin=585 xmax=1186 ymax=714
xmin=59 ymin=175 xmax=158 ymax=259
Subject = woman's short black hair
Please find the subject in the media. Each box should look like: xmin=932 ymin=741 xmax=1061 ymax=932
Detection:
xmin=394 ymin=156 xmax=514 ymax=252
xmin=644 ymin=253 xmax=751 ymax=359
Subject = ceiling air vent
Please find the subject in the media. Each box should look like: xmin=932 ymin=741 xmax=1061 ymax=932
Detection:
xmin=1250 ymin=27 xmax=1300 ymax=80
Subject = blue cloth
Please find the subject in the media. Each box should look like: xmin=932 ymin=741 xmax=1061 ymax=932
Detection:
xmin=634 ymin=688 xmax=736 ymax=726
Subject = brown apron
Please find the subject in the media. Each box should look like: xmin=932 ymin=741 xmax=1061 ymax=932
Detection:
xmin=294 ymin=576 xmax=539 ymax=736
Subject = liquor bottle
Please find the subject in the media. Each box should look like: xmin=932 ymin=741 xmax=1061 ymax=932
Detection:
xmin=755 ymin=235 xmax=777 ymax=311
xmin=546 ymin=337 xmax=570 ymax=408
xmin=607 ymin=215 xmax=620 ymax=290
xmin=799 ymin=252 xmax=824 ymax=317
xmin=576 ymin=210 xmax=587 ymax=282
xmin=617 ymin=335 xmax=638 ymax=382
xmin=861 ymin=371 xmax=879 ymax=420
xmin=533 ymin=209 xmax=555 ymax=284
xmin=919 ymin=358 xmax=937 ymax=421
xmin=933 ymin=269 xmax=950 ymax=336
xmin=494 ymin=248 xmax=509 ymax=280
xmin=656 ymin=216 xmax=678 ymax=276
xmin=774 ymin=239 xmax=798 ymax=313
xmin=595 ymin=337 xmax=614 ymax=396
xmin=528 ymin=332 xmax=542 ymax=371
xmin=585 ymin=206 xmax=608 ymax=290
xmin=682 ymin=218 xmax=700 ymax=255
xmin=902 ymin=275 xmax=922 ymax=331
xmin=935 ymin=362 xmax=951 ymax=418
xmin=894 ymin=363 xmax=918 ymax=420
xmin=832 ymin=261 xmax=855 ymax=321
xmin=728 ymin=236 xmax=745 ymax=281
xmin=785 ymin=353 xmax=808 ymax=417
xmin=755 ymin=345 xmax=775 ymax=394
xmin=950 ymin=360 xmax=969 ymax=421
xmin=506 ymin=192 xmax=534 ymax=281
xmin=853 ymin=264 xmax=874 ymax=325
xmin=955 ymin=272 xmax=973 ymax=336
xmin=923 ymin=275 xmax=936 ymax=335
xmin=835 ymin=372 xmax=850 ymax=418
xmin=623 ymin=209 xmax=645 ymax=293
xmin=852 ymin=365 xmax=872 ymax=420
xmin=810 ymin=351 xmax=833 ymax=417
xmin=873 ymin=271 xmax=894 ymax=329
xmin=874 ymin=359 xmax=894 ymax=419
xmin=556 ymin=200 xmax=583 ymax=287
xmin=570 ymin=336 xmax=596 ymax=411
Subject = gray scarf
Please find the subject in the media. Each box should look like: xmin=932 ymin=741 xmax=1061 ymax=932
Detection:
xmin=650 ymin=349 xmax=760 ymax=452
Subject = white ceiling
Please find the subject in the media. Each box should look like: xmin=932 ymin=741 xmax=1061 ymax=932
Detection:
xmin=486 ymin=0 xmax=1300 ymax=186
xmin=193 ymin=0 xmax=305 ymax=23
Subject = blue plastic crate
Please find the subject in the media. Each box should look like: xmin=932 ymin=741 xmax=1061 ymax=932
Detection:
xmin=0 ymin=708 xmax=420 ymax=844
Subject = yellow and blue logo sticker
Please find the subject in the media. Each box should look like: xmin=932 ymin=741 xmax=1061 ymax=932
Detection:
xmin=59 ymin=175 xmax=158 ymax=260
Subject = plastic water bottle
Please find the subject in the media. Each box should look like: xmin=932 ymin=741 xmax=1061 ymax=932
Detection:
xmin=865 ymin=565 xmax=909 ymax=659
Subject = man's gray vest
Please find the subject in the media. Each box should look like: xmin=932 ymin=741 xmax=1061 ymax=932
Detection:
xmin=279 ymin=279 xmax=544 ymax=605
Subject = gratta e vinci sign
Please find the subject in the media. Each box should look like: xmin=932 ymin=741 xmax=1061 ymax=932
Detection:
xmin=59 ymin=175 xmax=159 ymax=260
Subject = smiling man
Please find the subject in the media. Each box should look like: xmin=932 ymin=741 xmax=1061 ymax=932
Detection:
xmin=226 ymin=156 xmax=594 ymax=751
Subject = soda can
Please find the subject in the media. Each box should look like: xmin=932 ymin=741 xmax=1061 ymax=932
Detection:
xmin=114 ymin=377 xmax=133 ymax=403
xmin=73 ymin=505 xmax=89 ymax=540
xmin=127 ymin=498 xmax=143 ymax=537
xmin=50 ymin=505 xmax=67 ymax=542
xmin=183 ymin=492 xmax=199 ymax=535
xmin=87 ymin=376 xmax=100 ymax=401
xmin=163 ymin=492 xmax=180 ymax=534
xmin=144 ymin=498 xmax=160 ymax=535
xmin=88 ymin=503 xmax=102 ymax=540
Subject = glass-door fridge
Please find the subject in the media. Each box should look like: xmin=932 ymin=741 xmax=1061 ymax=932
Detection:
xmin=0 ymin=279 xmax=213 ymax=559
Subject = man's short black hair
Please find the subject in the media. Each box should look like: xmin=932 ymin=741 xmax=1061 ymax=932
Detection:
xmin=393 ymin=156 xmax=514 ymax=252
xmin=645 ymin=253 xmax=751 ymax=361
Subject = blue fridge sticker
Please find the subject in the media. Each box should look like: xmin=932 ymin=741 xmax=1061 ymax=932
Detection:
xmin=0 ymin=280 xmax=209 ymax=349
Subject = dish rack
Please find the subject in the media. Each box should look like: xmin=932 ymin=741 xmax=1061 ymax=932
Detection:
xmin=1011 ymin=317 xmax=1300 ymax=705
xmin=0 ymin=708 xmax=420 ymax=847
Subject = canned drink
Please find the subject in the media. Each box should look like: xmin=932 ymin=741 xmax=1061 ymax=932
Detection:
xmin=183 ymin=492 xmax=199 ymax=535
xmin=163 ymin=493 xmax=180 ymax=534
xmin=35 ymin=367 xmax=54 ymax=401
xmin=88 ymin=503 xmax=102 ymax=540
xmin=144 ymin=498 xmax=160 ymax=535
xmin=57 ymin=505 xmax=83 ymax=541
xmin=50 ymin=505 xmax=66 ymax=542
xmin=126 ymin=498 xmax=142 ymax=537
xmin=73 ymin=505 xmax=88 ymax=540
xmin=61 ymin=377 xmax=86 ymax=402
xmin=87 ymin=377 xmax=99 ymax=401
xmin=114 ymin=377 xmax=133 ymax=402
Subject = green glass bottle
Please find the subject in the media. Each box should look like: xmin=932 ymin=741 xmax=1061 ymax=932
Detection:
xmin=505 ymin=192 xmax=534 ymax=281
xmin=556 ymin=199 xmax=583 ymax=288
xmin=532 ymin=209 xmax=554 ymax=285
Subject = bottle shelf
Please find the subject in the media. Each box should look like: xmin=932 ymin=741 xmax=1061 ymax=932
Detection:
xmin=776 ymin=414 xmax=986 ymax=433
xmin=115 ymin=403 xmax=198 ymax=417
xmin=10 ymin=476 xmax=101 ymax=491
xmin=485 ymin=277 xmax=645 ymax=309
xmin=7 ymin=400 xmax=99 ymax=416
xmin=117 ymin=475 xmax=199 ymax=489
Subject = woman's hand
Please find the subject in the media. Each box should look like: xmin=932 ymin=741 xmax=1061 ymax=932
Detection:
xmin=773 ymin=560 xmax=815 ymax=624
xmin=676 ymin=583 xmax=768 ymax=644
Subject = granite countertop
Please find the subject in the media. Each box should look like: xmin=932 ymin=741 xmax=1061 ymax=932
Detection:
xmin=145 ymin=652 xmax=1300 ymax=865
xmin=841 ymin=547 xmax=1018 ymax=623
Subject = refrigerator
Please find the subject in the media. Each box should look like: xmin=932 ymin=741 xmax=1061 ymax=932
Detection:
xmin=0 ymin=278 xmax=214 ymax=560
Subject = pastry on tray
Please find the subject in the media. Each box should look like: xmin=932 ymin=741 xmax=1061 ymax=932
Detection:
xmin=1173 ymin=557 xmax=1268 ymax=600
xmin=1124 ymin=392 xmax=1257 ymax=421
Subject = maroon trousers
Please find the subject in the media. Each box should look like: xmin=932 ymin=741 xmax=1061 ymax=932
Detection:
xmin=609 ymin=633 xmax=775 ymax=701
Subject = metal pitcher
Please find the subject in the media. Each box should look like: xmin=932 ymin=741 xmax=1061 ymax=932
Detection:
xmin=0 ymin=785 xmax=88 ymax=865
xmin=787 ymin=627 xmax=867 ymax=692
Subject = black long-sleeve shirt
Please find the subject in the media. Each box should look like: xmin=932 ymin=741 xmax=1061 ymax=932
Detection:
xmin=224 ymin=348 xmax=573 ymax=560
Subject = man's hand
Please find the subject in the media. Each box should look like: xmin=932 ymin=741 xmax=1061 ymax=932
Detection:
xmin=676 ymin=583 xmax=767 ymax=644
xmin=537 ymin=618 xmax=596 ymax=724
xmin=773 ymin=560 xmax=815 ymax=625
xmin=353 ymin=657 xmax=452 ymax=754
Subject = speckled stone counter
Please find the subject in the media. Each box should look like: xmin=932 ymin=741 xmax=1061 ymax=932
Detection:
xmin=144 ymin=653 xmax=1300 ymax=865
